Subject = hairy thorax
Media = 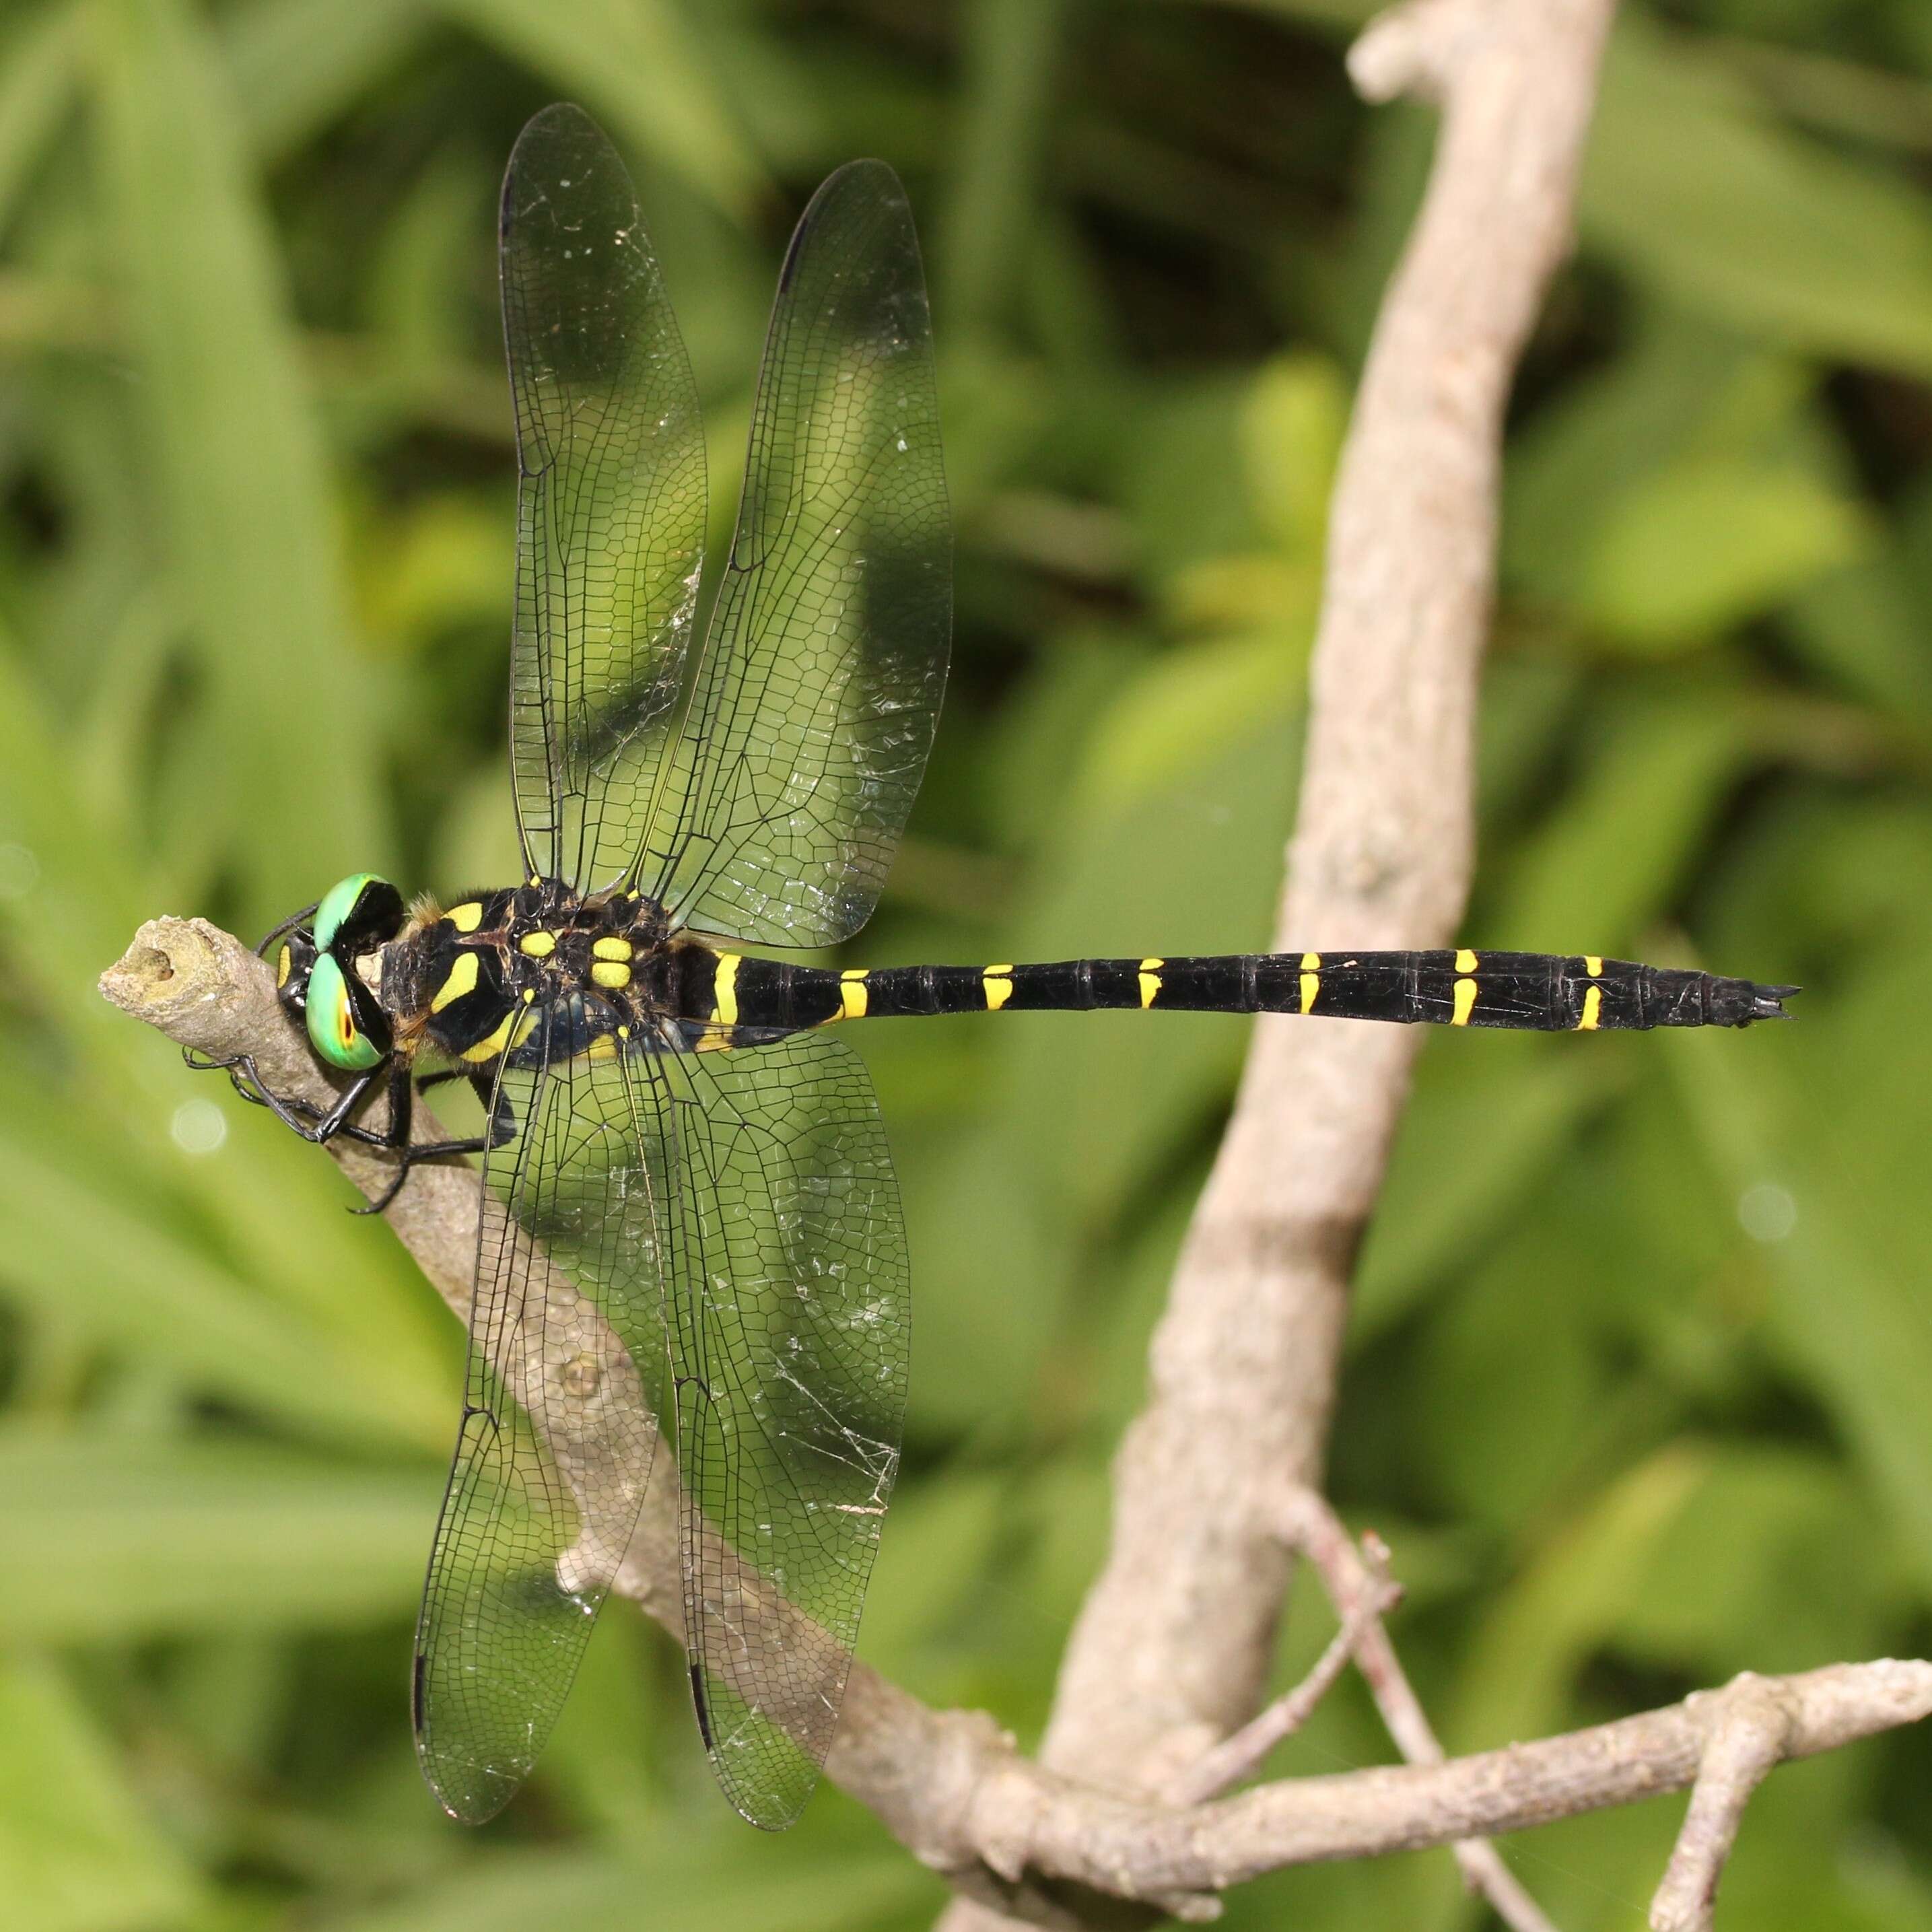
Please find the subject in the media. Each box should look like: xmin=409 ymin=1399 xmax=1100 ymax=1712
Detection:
xmin=374 ymin=882 xmax=708 ymax=1066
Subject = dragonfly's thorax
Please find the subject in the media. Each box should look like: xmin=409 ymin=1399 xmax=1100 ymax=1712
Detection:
xmin=376 ymin=881 xmax=691 ymax=1066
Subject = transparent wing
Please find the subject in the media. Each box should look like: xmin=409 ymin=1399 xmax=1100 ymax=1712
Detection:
xmin=502 ymin=103 xmax=708 ymax=893
xmin=640 ymin=161 xmax=950 ymax=946
xmin=648 ymin=1031 xmax=909 ymax=1827
xmin=413 ymin=1022 xmax=672 ymax=1824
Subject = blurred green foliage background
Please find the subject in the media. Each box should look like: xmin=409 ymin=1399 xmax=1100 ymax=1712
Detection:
xmin=1 ymin=0 xmax=1931 ymax=1925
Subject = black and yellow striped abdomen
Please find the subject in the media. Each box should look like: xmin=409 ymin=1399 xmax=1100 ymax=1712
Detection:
xmin=698 ymin=949 xmax=1794 ymax=1036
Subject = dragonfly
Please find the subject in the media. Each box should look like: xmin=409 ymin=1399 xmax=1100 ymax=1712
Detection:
xmin=191 ymin=103 xmax=1794 ymax=1832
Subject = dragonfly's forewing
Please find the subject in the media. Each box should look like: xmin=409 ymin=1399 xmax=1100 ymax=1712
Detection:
xmin=502 ymin=103 xmax=708 ymax=895
xmin=642 ymin=160 xmax=951 ymax=946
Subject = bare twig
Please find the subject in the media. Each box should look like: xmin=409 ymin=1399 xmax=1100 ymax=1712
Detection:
xmin=1163 ymin=1549 xmax=1400 ymax=1807
xmin=1023 ymin=0 xmax=1622 ymax=1845
xmin=1276 ymin=1491 xmax=1557 ymax=1932
xmin=950 ymin=1657 xmax=1931 ymax=1902
xmin=100 ymin=921 xmax=1932 ymax=1922
xmin=920 ymin=4 xmax=1624 ymax=1927
xmin=1649 ymin=1677 xmax=1793 ymax=1932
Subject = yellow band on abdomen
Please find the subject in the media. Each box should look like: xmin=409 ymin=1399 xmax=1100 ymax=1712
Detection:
xmin=712 ymin=953 xmax=740 ymax=1026
xmin=1299 ymin=951 xmax=1321 ymax=1014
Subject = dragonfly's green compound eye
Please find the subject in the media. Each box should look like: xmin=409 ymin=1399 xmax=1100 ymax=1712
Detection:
xmin=306 ymin=953 xmax=384 ymax=1070
xmin=313 ymin=872 xmax=393 ymax=952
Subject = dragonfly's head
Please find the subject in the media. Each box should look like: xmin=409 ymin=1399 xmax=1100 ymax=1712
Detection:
xmin=272 ymin=872 xmax=407 ymax=1073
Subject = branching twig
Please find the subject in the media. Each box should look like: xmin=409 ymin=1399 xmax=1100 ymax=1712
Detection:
xmin=1021 ymin=0 xmax=1623 ymax=1875
xmin=1649 ymin=1677 xmax=1793 ymax=1932
xmin=1273 ymin=1490 xmax=1556 ymax=1932
xmin=1163 ymin=1496 xmax=1413 ymax=1811
xmin=1163 ymin=1560 xmax=1400 ymax=1809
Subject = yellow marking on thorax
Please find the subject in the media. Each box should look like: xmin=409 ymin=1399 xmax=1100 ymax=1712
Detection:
xmin=712 ymin=953 xmax=740 ymax=1026
xmin=462 ymin=1009 xmax=516 ymax=1062
xmin=591 ymin=961 xmax=631 ymax=990
xmin=1585 ymin=955 xmax=1603 ymax=977
xmin=1299 ymin=951 xmax=1321 ymax=1014
xmin=275 ymin=944 xmax=293 ymax=990
xmin=592 ymin=936 xmax=632 ymax=962
xmin=1451 ymin=976 xmax=1478 ymax=1026
xmin=838 ymin=968 xmax=868 ymax=1021
xmin=1455 ymin=948 xmax=1478 ymax=975
xmin=446 ymin=901 xmax=484 ymax=934
xmin=518 ymin=930 xmax=555 ymax=958
xmin=429 ymin=951 xmax=479 ymax=1013
xmin=461 ymin=998 xmax=541 ymax=1064
xmin=984 ymin=965 xmax=1013 ymax=1011
xmin=1138 ymin=958 xmax=1163 ymax=1010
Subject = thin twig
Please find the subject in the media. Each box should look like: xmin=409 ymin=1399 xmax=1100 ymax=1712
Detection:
xmin=1278 ymin=1490 xmax=1558 ymax=1932
xmin=1163 ymin=1558 xmax=1402 ymax=1807
xmin=1649 ymin=1677 xmax=1793 ymax=1932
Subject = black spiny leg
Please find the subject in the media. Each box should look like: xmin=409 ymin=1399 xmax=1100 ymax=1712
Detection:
xmin=184 ymin=1047 xmax=500 ymax=1213
xmin=351 ymin=1061 xmax=506 ymax=1216
xmin=183 ymin=1047 xmax=384 ymax=1144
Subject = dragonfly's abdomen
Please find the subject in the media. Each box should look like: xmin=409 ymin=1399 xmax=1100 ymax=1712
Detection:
xmin=710 ymin=949 xmax=1795 ymax=1033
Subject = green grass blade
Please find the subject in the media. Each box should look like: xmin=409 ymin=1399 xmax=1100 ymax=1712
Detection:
xmin=221 ymin=0 xmax=432 ymax=164
xmin=0 ymin=2 xmax=81 ymax=240
xmin=438 ymin=0 xmax=764 ymax=218
xmin=1585 ymin=16 xmax=1932 ymax=380
xmin=90 ymin=0 xmax=388 ymax=916
xmin=0 ymin=1431 xmax=436 ymax=1642
xmin=0 ymin=1652 xmax=206 ymax=1930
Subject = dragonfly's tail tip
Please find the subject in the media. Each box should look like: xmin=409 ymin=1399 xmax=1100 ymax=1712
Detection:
xmin=1739 ymin=980 xmax=1801 ymax=1025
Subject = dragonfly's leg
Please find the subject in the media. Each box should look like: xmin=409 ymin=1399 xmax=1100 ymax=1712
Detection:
xmin=182 ymin=1047 xmax=382 ymax=1145
xmin=182 ymin=1046 xmax=273 ymax=1110
xmin=236 ymin=1062 xmax=413 ymax=1152
xmin=248 ymin=1093 xmax=394 ymax=1150
xmin=310 ymin=1066 xmax=388 ymax=1141
xmin=353 ymin=1062 xmax=418 ymax=1214
xmin=352 ymin=1132 xmax=495 ymax=1216
xmin=351 ymin=1063 xmax=505 ymax=1215
xmin=415 ymin=1068 xmax=468 ymax=1095
xmin=183 ymin=1052 xmax=269 ymax=1113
